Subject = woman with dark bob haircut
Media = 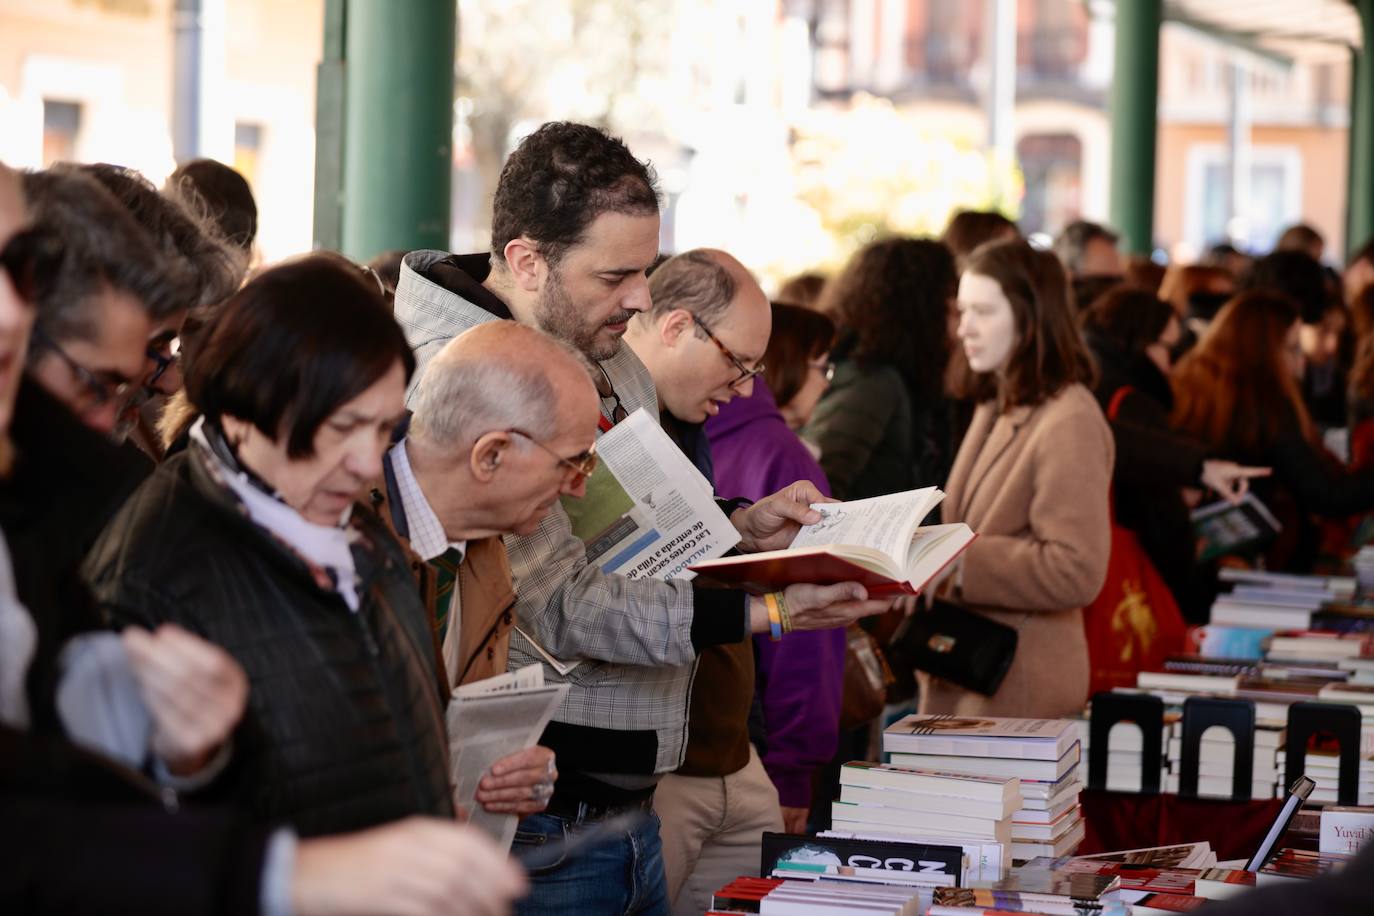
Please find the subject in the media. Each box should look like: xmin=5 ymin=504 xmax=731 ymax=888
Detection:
xmin=83 ymin=254 xmax=457 ymax=838
xmin=924 ymin=239 xmax=1113 ymax=719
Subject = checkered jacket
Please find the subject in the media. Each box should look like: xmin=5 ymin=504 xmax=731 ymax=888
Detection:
xmin=393 ymin=251 xmax=712 ymax=775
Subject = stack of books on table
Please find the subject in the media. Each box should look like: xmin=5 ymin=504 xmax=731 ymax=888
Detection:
xmin=1185 ymin=570 xmax=1359 ymax=659
xmin=1256 ymin=848 xmax=1353 ymax=886
xmin=1073 ymin=710 xmax=1173 ymax=793
xmin=1339 ymin=654 xmax=1374 ymax=685
xmin=1161 ymin=722 xmax=1284 ymax=800
xmin=881 ymin=715 xmax=1084 ymax=862
xmin=1275 ymin=748 xmax=1374 ymax=804
xmin=708 ymin=876 xmax=925 ymax=915
xmin=924 ymin=863 xmax=1122 ymax=915
xmin=826 ymin=761 xmax=1019 ymax=879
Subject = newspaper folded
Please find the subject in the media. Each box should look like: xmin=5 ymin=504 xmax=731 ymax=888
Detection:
xmin=446 ymin=665 xmax=569 ymax=851
xmin=561 ymin=408 xmax=740 ymax=580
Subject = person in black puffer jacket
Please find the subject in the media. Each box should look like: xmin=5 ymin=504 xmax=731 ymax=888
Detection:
xmin=84 ymin=255 xmax=452 ymax=838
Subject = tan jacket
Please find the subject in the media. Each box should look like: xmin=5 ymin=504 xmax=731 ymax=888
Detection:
xmin=919 ymin=383 xmax=1113 ymax=718
xmin=365 ymin=480 xmax=517 ymax=692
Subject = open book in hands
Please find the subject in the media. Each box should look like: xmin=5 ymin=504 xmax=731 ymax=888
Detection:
xmin=688 ymin=487 xmax=976 ymax=597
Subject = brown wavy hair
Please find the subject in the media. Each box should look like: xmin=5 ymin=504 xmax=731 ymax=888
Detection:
xmin=818 ymin=236 xmax=956 ymax=403
xmin=1171 ymin=291 xmax=1309 ymax=451
xmin=959 ymin=239 xmax=1096 ymax=408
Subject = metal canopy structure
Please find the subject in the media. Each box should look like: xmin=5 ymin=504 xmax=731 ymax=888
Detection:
xmin=1165 ymin=0 xmax=1362 ymax=62
xmin=1105 ymin=0 xmax=1374 ymax=257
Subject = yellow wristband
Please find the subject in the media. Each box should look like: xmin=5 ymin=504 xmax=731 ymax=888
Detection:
xmin=764 ymin=592 xmax=784 ymax=641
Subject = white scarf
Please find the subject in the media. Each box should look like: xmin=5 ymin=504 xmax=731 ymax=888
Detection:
xmin=191 ymin=418 xmax=361 ymax=611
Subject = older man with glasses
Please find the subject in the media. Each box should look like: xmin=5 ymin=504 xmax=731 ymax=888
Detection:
xmin=622 ymin=248 xmax=786 ymax=915
xmin=366 ymin=319 xmax=602 ymax=820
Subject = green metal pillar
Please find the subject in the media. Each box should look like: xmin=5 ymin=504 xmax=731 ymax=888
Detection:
xmin=1349 ymin=0 xmax=1374 ymax=257
xmin=311 ymin=0 xmax=347 ymax=252
xmin=339 ymin=0 xmax=455 ymax=261
xmin=1107 ymin=0 xmax=1162 ymax=256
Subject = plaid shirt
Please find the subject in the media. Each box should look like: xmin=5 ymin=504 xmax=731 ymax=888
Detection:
xmin=394 ymin=251 xmax=706 ymax=774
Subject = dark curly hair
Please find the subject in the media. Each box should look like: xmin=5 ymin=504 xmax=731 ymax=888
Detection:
xmin=490 ymin=121 xmax=660 ymax=267
xmin=818 ymin=237 xmax=956 ymax=403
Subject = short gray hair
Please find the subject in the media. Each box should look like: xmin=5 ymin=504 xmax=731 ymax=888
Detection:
xmin=409 ymin=332 xmax=594 ymax=452
xmin=645 ymin=249 xmax=736 ymax=326
xmin=22 ymin=168 xmax=190 ymax=345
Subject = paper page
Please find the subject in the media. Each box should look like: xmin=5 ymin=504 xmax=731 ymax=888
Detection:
xmin=561 ymin=409 xmax=740 ymax=580
xmin=789 ymin=488 xmax=942 ymax=563
xmin=446 ymin=680 xmax=570 ymax=851
xmin=454 ymin=664 xmax=545 ymax=699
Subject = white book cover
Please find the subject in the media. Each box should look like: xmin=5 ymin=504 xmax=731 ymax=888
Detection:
xmin=1012 ymin=795 xmax=1081 ymax=824
xmin=839 ymin=761 xmax=1019 ymax=804
xmin=1009 ymin=817 xmax=1086 ymax=861
xmin=886 ymin=744 xmax=1079 ymax=782
xmin=1009 ymin=805 xmax=1081 ymax=841
xmin=830 ymin=800 xmax=1006 ymax=839
xmin=883 ymin=715 xmax=1076 ymax=760
xmin=838 ymin=784 xmax=1019 ymax=821
xmin=1319 ymin=806 xmax=1374 ymax=855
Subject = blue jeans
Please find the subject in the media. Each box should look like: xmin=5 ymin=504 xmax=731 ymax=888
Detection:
xmin=512 ymin=809 xmax=670 ymax=916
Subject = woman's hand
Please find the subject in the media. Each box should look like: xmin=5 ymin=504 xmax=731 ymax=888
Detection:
xmin=1199 ymin=460 xmax=1271 ymax=505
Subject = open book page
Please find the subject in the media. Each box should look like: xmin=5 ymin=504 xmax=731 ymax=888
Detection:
xmin=447 ymin=665 xmax=569 ymax=851
xmin=788 ymin=488 xmax=943 ymax=562
xmin=560 ymin=409 xmax=740 ymax=580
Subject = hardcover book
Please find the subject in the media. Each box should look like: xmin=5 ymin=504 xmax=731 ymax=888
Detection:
xmin=689 ymin=487 xmax=974 ymax=597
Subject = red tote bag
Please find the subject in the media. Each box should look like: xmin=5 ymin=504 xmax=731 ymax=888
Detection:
xmin=1084 ymin=386 xmax=1188 ymax=696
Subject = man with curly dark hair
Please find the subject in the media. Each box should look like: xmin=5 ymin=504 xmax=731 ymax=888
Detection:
xmin=394 ymin=122 xmax=891 ymax=916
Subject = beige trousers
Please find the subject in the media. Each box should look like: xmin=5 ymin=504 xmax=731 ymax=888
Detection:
xmin=653 ymin=746 xmax=783 ymax=916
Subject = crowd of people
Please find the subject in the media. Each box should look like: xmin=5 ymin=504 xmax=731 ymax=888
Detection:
xmin=4 ymin=118 xmax=1374 ymax=915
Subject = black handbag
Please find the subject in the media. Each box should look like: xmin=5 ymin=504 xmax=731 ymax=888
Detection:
xmin=902 ymin=599 xmax=1018 ymax=697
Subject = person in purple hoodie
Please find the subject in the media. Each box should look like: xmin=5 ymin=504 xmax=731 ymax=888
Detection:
xmin=705 ymin=302 xmax=845 ymax=836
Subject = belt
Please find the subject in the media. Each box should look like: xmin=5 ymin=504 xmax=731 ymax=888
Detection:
xmin=543 ymin=790 xmax=655 ymax=823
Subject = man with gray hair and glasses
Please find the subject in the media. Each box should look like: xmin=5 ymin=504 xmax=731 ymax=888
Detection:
xmin=21 ymin=168 xmax=191 ymax=437
xmin=367 ymin=320 xmax=601 ymax=819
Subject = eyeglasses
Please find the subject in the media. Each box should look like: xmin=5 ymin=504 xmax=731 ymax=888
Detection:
xmin=809 ymin=358 xmax=836 ymax=383
xmin=31 ymin=325 xmax=133 ymax=408
xmin=689 ymin=312 xmax=765 ymax=389
xmin=592 ymin=362 xmax=629 ymax=425
xmin=146 ymin=337 xmax=180 ymax=387
xmin=0 ymin=226 xmax=63 ymax=304
xmin=506 ymin=428 xmax=599 ymax=481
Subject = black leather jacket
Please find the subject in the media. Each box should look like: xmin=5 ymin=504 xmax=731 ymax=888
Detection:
xmin=83 ymin=445 xmax=453 ymax=837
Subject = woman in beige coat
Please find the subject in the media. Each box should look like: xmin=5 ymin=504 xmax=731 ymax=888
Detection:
xmin=918 ymin=239 xmax=1113 ymax=718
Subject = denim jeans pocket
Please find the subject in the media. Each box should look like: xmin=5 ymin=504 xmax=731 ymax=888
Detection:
xmin=512 ymin=813 xmax=570 ymax=875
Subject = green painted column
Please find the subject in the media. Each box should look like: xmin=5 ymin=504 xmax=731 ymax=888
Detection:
xmin=1107 ymin=0 xmax=1162 ymax=256
xmin=340 ymin=0 xmax=455 ymax=261
xmin=1349 ymin=0 xmax=1374 ymax=257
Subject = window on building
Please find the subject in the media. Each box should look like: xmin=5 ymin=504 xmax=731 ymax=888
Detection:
xmin=42 ymin=99 xmax=82 ymax=167
xmin=233 ymin=122 xmax=264 ymax=188
xmin=1017 ymin=132 xmax=1083 ymax=238
xmin=1189 ymin=145 xmax=1301 ymax=252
